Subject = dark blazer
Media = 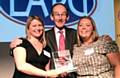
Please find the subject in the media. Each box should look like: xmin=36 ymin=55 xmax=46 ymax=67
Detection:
xmin=45 ymin=26 xmax=77 ymax=78
xmin=45 ymin=26 xmax=77 ymax=58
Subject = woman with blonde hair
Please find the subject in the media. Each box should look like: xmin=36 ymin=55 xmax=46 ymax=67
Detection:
xmin=10 ymin=16 xmax=66 ymax=78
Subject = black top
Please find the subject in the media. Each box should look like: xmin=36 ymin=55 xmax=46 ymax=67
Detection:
xmin=11 ymin=38 xmax=51 ymax=78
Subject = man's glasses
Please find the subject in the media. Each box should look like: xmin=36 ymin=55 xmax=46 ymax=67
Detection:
xmin=52 ymin=12 xmax=67 ymax=17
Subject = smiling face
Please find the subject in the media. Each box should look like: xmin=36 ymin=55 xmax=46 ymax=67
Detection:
xmin=51 ymin=4 xmax=69 ymax=29
xmin=78 ymin=18 xmax=94 ymax=40
xmin=27 ymin=19 xmax=44 ymax=38
xmin=26 ymin=16 xmax=44 ymax=39
xmin=76 ymin=16 xmax=99 ymax=45
xmin=26 ymin=16 xmax=46 ymax=47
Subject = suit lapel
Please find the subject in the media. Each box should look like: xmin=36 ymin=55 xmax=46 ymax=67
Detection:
xmin=65 ymin=27 xmax=70 ymax=49
xmin=50 ymin=28 xmax=58 ymax=51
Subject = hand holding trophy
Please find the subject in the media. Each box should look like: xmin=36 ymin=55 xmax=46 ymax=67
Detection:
xmin=52 ymin=50 xmax=76 ymax=73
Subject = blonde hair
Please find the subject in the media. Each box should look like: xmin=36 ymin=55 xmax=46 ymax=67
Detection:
xmin=77 ymin=16 xmax=99 ymax=47
xmin=26 ymin=16 xmax=46 ymax=47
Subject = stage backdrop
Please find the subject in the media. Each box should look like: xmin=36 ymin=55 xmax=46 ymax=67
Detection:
xmin=0 ymin=0 xmax=115 ymax=42
xmin=0 ymin=0 xmax=116 ymax=78
xmin=114 ymin=0 xmax=120 ymax=48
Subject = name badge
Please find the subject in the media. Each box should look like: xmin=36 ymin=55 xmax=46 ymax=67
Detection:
xmin=44 ymin=50 xmax=51 ymax=58
xmin=84 ymin=48 xmax=94 ymax=55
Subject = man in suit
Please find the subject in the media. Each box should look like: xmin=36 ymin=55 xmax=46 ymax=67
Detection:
xmin=45 ymin=3 xmax=77 ymax=78
xmin=46 ymin=3 xmax=77 ymax=57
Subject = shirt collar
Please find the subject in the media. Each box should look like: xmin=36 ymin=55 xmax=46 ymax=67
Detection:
xmin=54 ymin=26 xmax=65 ymax=33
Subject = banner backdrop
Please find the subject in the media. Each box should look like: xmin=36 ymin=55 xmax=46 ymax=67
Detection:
xmin=114 ymin=0 xmax=120 ymax=48
xmin=0 ymin=0 xmax=115 ymax=42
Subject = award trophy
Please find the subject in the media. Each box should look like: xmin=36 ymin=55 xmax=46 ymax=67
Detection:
xmin=52 ymin=50 xmax=76 ymax=72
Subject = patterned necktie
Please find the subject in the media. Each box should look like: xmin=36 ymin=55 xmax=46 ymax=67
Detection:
xmin=59 ymin=30 xmax=65 ymax=51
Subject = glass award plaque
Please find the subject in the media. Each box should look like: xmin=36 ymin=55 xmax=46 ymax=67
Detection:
xmin=52 ymin=50 xmax=76 ymax=72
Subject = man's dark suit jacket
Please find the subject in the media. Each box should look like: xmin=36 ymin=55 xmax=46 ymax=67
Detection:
xmin=45 ymin=26 xmax=77 ymax=78
xmin=45 ymin=26 xmax=77 ymax=67
xmin=45 ymin=26 xmax=77 ymax=58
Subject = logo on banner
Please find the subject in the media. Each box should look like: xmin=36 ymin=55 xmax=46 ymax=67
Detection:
xmin=1 ymin=0 xmax=97 ymax=28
